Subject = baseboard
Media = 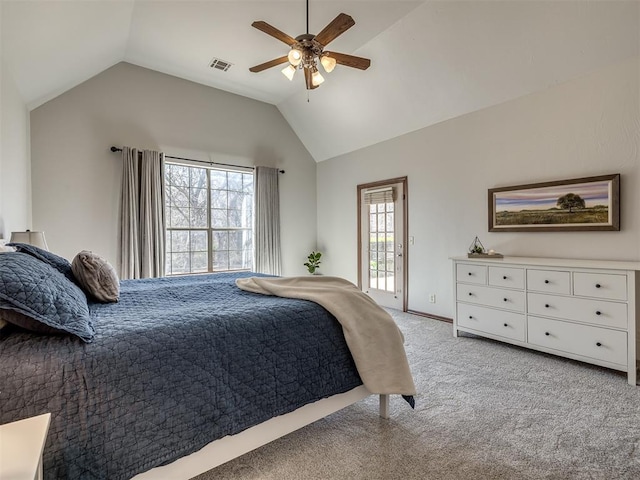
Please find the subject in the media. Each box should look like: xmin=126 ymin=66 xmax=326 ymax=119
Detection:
xmin=406 ymin=309 xmax=453 ymax=324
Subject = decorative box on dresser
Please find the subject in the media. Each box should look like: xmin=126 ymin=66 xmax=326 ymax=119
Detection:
xmin=451 ymin=256 xmax=640 ymax=385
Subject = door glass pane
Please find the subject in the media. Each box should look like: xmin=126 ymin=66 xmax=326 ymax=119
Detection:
xmin=386 ymin=233 xmax=395 ymax=251
xmin=386 ymin=271 xmax=395 ymax=293
xmin=366 ymin=197 xmax=397 ymax=292
xmin=386 ymin=212 xmax=394 ymax=232
xmin=386 ymin=252 xmax=395 ymax=272
xmin=369 ymin=270 xmax=378 ymax=289
xmin=369 ymin=213 xmax=377 ymax=233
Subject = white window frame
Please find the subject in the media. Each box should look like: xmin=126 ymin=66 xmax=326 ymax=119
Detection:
xmin=164 ymin=161 xmax=253 ymax=275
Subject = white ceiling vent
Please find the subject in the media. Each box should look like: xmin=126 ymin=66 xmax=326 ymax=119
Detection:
xmin=209 ymin=57 xmax=233 ymax=72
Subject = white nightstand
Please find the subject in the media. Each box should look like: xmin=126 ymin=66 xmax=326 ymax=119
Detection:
xmin=0 ymin=413 xmax=51 ymax=480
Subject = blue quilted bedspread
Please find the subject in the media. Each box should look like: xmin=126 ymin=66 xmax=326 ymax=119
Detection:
xmin=0 ymin=272 xmax=362 ymax=479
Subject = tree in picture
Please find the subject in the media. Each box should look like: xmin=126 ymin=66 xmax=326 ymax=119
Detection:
xmin=557 ymin=193 xmax=585 ymax=213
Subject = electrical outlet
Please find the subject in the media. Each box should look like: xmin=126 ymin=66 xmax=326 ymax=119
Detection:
xmin=429 ymin=294 xmax=436 ymax=303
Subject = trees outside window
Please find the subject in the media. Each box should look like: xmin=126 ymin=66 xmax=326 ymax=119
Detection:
xmin=165 ymin=163 xmax=253 ymax=275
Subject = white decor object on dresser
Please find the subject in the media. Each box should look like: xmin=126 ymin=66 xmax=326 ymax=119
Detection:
xmin=0 ymin=413 xmax=51 ymax=480
xmin=451 ymin=256 xmax=640 ymax=385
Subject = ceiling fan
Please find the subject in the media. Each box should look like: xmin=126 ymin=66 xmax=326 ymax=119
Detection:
xmin=249 ymin=0 xmax=371 ymax=90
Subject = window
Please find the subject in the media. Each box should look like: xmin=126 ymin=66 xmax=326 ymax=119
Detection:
xmin=165 ymin=163 xmax=253 ymax=275
xmin=368 ymin=201 xmax=395 ymax=293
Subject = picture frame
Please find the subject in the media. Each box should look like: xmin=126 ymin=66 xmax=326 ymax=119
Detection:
xmin=488 ymin=174 xmax=620 ymax=232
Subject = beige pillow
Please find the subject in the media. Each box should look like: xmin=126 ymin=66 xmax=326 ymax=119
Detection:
xmin=72 ymin=250 xmax=120 ymax=303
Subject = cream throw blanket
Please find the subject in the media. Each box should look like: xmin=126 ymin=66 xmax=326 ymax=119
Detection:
xmin=236 ymin=276 xmax=416 ymax=397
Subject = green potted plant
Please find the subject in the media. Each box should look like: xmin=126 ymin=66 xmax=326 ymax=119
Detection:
xmin=304 ymin=251 xmax=322 ymax=274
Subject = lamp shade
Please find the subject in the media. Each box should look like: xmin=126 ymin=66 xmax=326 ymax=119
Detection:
xmin=320 ymin=55 xmax=336 ymax=73
xmin=287 ymin=48 xmax=302 ymax=66
xmin=311 ymin=70 xmax=325 ymax=86
xmin=10 ymin=230 xmax=49 ymax=251
xmin=281 ymin=64 xmax=297 ymax=81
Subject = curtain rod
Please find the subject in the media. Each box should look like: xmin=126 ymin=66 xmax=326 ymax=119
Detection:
xmin=110 ymin=146 xmax=284 ymax=174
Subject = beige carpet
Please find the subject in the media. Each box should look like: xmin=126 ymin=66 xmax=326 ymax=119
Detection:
xmin=193 ymin=310 xmax=640 ymax=480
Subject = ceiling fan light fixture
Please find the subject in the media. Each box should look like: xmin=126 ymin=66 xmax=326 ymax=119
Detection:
xmin=250 ymin=10 xmax=370 ymax=90
xmin=282 ymin=64 xmax=297 ymax=81
xmin=288 ymin=48 xmax=303 ymax=66
xmin=320 ymin=54 xmax=336 ymax=73
xmin=311 ymin=68 xmax=325 ymax=86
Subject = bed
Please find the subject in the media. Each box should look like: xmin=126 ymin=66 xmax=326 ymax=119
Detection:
xmin=0 ymin=248 xmax=412 ymax=479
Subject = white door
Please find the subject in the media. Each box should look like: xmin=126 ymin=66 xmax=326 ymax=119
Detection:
xmin=359 ymin=181 xmax=405 ymax=310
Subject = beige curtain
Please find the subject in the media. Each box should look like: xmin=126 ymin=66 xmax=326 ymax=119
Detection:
xmin=254 ymin=166 xmax=282 ymax=275
xmin=118 ymin=147 xmax=166 ymax=279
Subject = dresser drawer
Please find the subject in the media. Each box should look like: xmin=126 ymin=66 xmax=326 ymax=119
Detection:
xmin=527 ymin=269 xmax=571 ymax=295
xmin=488 ymin=266 xmax=525 ymax=289
xmin=457 ymin=284 xmax=525 ymax=312
xmin=528 ymin=293 xmax=627 ymax=329
xmin=456 ymin=263 xmax=487 ymax=285
xmin=573 ymin=272 xmax=627 ymax=301
xmin=528 ymin=316 xmax=627 ymax=366
xmin=457 ymin=303 xmax=525 ymax=342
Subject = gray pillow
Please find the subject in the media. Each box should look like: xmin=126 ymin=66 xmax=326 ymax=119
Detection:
xmin=72 ymin=250 xmax=120 ymax=303
xmin=0 ymin=252 xmax=94 ymax=342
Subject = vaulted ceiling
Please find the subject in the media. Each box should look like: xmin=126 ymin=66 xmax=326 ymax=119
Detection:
xmin=2 ymin=1 xmax=638 ymax=161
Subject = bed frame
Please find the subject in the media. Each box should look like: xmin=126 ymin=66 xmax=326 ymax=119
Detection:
xmin=133 ymin=386 xmax=388 ymax=479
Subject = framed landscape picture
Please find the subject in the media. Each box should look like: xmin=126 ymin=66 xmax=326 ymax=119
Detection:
xmin=488 ymin=174 xmax=620 ymax=232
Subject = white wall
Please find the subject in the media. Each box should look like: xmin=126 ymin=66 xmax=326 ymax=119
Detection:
xmin=317 ymin=57 xmax=640 ymax=318
xmin=0 ymin=56 xmax=31 ymax=238
xmin=30 ymin=62 xmax=317 ymax=275
xmin=279 ymin=0 xmax=639 ymax=162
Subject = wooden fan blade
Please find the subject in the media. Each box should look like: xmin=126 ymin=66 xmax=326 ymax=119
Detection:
xmin=314 ymin=13 xmax=355 ymax=47
xmin=324 ymin=51 xmax=371 ymax=70
xmin=249 ymin=56 xmax=290 ymax=73
xmin=304 ymin=68 xmax=319 ymax=90
xmin=251 ymin=21 xmax=296 ymax=46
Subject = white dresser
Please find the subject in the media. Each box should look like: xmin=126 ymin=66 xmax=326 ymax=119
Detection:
xmin=452 ymin=256 xmax=640 ymax=385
